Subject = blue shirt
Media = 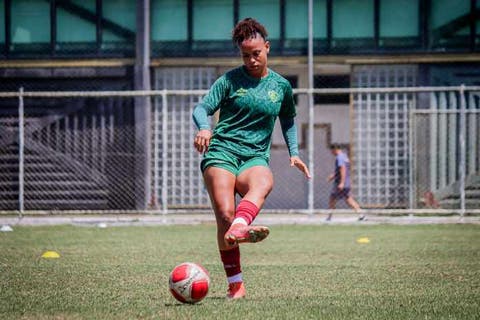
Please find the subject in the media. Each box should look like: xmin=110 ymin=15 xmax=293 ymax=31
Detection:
xmin=334 ymin=152 xmax=351 ymax=188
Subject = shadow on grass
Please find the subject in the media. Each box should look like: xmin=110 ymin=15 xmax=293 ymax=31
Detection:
xmin=164 ymin=295 xmax=228 ymax=307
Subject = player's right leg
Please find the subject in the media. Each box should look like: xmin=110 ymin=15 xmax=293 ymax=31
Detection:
xmin=203 ymin=166 xmax=237 ymax=249
xmin=345 ymin=196 xmax=365 ymax=220
xmin=203 ymin=166 xmax=246 ymax=299
xmin=327 ymin=195 xmax=337 ymax=221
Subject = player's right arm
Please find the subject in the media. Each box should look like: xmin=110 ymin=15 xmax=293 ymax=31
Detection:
xmin=192 ymin=104 xmax=212 ymax=153
xmin=327 ymin=173 xmax=334 ymax=182
xmin=192 ymin=75 xmax=229 ymax=153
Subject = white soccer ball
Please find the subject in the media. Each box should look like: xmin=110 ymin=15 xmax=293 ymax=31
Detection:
xmin=168 ymin=262 xmax=210 ymax=304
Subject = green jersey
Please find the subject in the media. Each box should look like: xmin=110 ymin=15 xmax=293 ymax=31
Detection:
xmin=193 ymin=66 xmax=298 ymax=160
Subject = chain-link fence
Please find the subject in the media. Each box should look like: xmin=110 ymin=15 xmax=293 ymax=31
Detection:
xmin=0 ymin=87 xmax=479 ymax=215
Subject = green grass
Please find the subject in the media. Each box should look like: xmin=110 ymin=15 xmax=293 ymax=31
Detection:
xmin=1 ymin=223 xmax=479 ymax=319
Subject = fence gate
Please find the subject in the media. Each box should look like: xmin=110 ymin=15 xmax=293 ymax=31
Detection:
xmin=352 ymin=65 xmax=418 ymax=208
xmin=411 ymin=92 xmax=480 ymax=211
xmin=152 ymin=67 xmax=216 ymax=210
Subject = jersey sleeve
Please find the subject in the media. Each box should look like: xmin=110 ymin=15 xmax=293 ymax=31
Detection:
xmin=192 ymin=104 xmax=211 ymax=130
xmin=280 ymin=117 xmax=299 ymax=157
xmin=279 ymin=82 xmax=296 ymax=118
xmin=278 ymin=81 xmax=298 ymax=156
xmin=337 ymin=153 xmax=348 ymax=166
xmin=192 ymin=75 xmax=229 ymax=130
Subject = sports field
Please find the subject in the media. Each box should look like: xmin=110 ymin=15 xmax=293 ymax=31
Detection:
xmin=1 ymin=223 xmax=479 ymax=319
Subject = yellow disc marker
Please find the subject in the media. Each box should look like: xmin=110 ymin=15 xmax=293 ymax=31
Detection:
xmin=41 ymin=251 xmax=60 ymax=259
xmin=356 ymin=237 xmax=370 ymax=244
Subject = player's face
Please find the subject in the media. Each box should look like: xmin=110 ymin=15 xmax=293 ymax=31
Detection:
xmin=239 ymin=36 xmax=270 ymax=78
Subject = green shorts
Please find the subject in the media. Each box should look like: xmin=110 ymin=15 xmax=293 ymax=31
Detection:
xmin=201 ymin=147 xmax=269 ymax=176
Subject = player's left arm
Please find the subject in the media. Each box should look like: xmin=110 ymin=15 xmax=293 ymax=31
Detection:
xmin=338 ymin=165 xmax=346 ymax=189
xmin=290 ymin=155 xmax=311 ymax=179
xmin=279 ymin=82 xmax=311 ymax=179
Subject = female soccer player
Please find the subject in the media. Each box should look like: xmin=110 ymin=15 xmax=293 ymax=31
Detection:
xmin=192 ymin=18 xmax=311 ymax=299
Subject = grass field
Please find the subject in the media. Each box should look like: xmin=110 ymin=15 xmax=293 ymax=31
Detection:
xmin=1 ymin=223 xmax=479 ymax=319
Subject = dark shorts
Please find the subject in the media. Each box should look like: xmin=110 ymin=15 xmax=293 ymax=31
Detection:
xmin=330 ymin=187 xmax=351 ymax=199
xmin=201 ymin=147 xmax=269 ymax=176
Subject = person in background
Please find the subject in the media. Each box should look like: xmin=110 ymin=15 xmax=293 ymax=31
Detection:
xmin=326 ymin=144 xmax=365 ymax=221
xmin=192 ymin=18 xmax=310 ymax=300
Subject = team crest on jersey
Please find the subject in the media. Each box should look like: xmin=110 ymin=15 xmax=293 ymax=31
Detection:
xmin=235 ymin=88 xmax=248 ymax=96
xmin=268 ymin=90 xmax=279 ymax=103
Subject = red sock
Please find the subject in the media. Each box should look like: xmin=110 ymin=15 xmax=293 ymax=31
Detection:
xmin=220 ymin=247 xmax=241 ymax=277
xmin=235 ymin=199 xmax=260 ymax=225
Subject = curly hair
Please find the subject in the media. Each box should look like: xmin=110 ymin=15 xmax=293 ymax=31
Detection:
xmin=232 ymin=18 xmax=268 ymax=46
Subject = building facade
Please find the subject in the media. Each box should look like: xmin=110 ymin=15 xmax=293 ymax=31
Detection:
xmin=1 ymin=0 xmax=479 ymax=211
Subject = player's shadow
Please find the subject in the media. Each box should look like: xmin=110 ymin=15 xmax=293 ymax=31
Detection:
xmin=164 ymin=296 xmax=227 ymax=307
xmin=164 ymin=303 xmax=195 ymax=307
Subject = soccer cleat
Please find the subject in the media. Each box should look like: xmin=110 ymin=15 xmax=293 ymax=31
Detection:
xmin=226 ymin=282 xmax=246 ymax=300
xmin=358 ymin=214 xmax=367 ymax=221
xmin=224 ymin=224 xmax=270 ymax=246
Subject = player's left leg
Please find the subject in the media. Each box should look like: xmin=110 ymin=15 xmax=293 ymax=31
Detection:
xmin=220 ymin=246 xmax=246 ymax=299
xmin=203 ymin=166 xmax=246 ymax=298
xmin=327 ymin=193 xmax=338 ymax=221
xmin=222 ymin=165 xmax=272 ymax=299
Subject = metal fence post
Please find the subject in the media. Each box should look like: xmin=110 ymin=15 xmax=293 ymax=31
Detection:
xmin=161 ymin=90 xmax=168 ymax=214
xmin=429 ymin=92 xmax=438 ymax=192
xmin=408 ymin=109 xmax=415 ymax=211
xmin=18 ymin=87 xmax=24 ymax=216
xmin=307 ymin=0 xmax=315 ymax=213
xmin=459 ymin=85 xmax=467 ymax=217
xmin=152 ymin=94 xmax=160 ymax=210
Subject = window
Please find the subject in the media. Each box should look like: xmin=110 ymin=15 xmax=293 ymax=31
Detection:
xmin=239 ymin=0 xmax=280 ymax=40
xmin=11 ymin=0 xmax=50 ymax=45
xmin=430 ymin=0 xmax=470 ymax=49
xmin=193 ymin=0 xmax=233 ymax=40
xmin=57 ymin=0 xmax=96 ymax=44
xmin=379 ymin=0 xmax=419 ymax=48
xmin=331 ymin=0 xmax=374 ymax=51
xmin=314 ymin=75 xmax=350 ymax=104
xmin=332 ymin=0 xmax=374 ymax=39
xmin=102 ymin=0 xmax=136 ymax=43
xmin=152 ymin=0 xmax=188 ymax=41
xmin=0 ymin=1 xmax=5 ymax=44
xmin=285 ymin=0 xmax=327 ymax=39
xmin=380 ymin=0 xmax=418 ymax=38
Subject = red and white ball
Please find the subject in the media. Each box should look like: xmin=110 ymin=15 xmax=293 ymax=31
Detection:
xmin=169 ymin=262 xmax=210 ymax=304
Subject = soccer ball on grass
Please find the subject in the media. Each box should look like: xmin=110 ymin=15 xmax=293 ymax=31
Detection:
xmin=168 ymin=262 xmax=210 ymax=304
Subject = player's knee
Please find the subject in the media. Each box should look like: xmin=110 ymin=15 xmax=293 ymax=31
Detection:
xmin=255 ymin=175 xmax=273 ymax=195
xmin=236 ymin=178 xmax=272 ymax=199
xmin=215 ymin=206 xmax=235 ymax=225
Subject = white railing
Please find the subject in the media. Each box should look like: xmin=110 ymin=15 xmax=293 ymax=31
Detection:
xmin=0 ymin=86 xmax=479 ymax=216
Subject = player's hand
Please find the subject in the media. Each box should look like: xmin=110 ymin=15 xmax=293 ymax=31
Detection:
xmin=337 ymin=183 xmax=344 ymax=190
xmin=194 ymin=129 xmax=212 ymax=154
xmin=290 ymin=156 xmax=311 ymax=179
